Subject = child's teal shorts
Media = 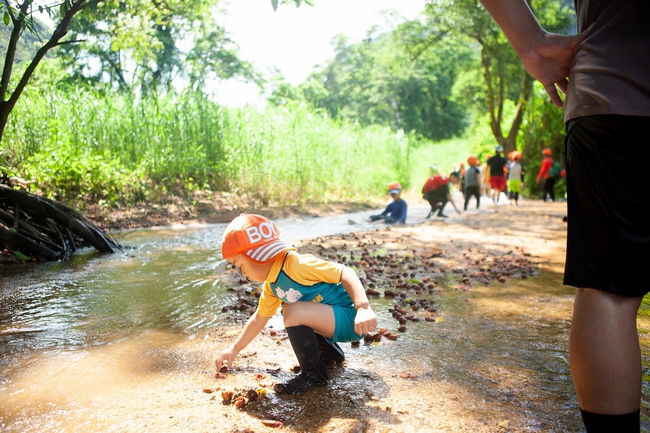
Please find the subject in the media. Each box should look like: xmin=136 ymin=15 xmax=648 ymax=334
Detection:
xmin=331 ymin=304 xmax=364 ymax=343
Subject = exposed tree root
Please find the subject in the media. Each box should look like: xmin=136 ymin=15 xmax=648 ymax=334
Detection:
xmin=0 ymin=184 xmax=120 ymax=262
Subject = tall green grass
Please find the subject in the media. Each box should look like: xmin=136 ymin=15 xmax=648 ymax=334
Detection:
xmin=408 ymin=137 xmax=475 ymax=188
xmin=4 ymin=86 xmax=414 ymax=207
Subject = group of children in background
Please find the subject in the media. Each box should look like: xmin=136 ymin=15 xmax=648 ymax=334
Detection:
xmin=370 ymin=145 xmax=563 ymax=225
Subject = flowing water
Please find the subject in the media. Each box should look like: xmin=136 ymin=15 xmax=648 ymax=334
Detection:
xmin=0 ymin=202 xmax=594 ymax=432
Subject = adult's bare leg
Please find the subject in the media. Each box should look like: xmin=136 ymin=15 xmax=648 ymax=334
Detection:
xmin=569 ymin=287 xmax=643 ymax=414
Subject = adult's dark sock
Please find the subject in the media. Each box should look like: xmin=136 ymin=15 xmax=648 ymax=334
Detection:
xmin=580 ymin=408 xmax=640 ymax=433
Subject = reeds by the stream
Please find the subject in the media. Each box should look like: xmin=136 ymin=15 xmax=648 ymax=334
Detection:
xmin=5 ymin=86 xmax=414 ymax=206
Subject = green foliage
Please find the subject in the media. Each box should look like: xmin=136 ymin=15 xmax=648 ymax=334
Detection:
xmin=53 ymin=0 xmax=258 ymax=92
xmin=0 ymin=0 xmax=576 ymax=208
xmin=269 ymin=31 xmax=470 ymax=142
xmin=409 ymin=137 xmax=475 ymax=189
xmin=271 ymin=0 xmax=314 ymax=11
xmin=23 ymin=140 xmax=140 ymax=205
xmin=416 ymin=0 xmax=575 ymax=153
xmin=0 ymin=150 xmax=18 ymax=184
xmin=4 ymin=85 xmax=414 ymax=206
xmin=519 ymin=82 xmax=567 ymax=198
xmin=0 ymin=15 xmax=51 ymax=70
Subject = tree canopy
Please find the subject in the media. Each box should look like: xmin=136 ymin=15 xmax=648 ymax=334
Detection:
xmin=269 ymin=30 xmax=472 ymax=142
xmin=1 ymin=0 xmax=577 ymax=205
xmin=411 ymin=0 xmax=575 ymax=153
xmin=266 ymin=0 xmax=575 ymax=150
xmin=55 ymin=0 xmax=258 ymax=92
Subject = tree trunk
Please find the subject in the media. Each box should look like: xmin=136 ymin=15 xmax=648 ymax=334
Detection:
xmin=503 ymin=73 xmax=534 ymax=154
xmin=481 ymin=44 xmax=534 ymax=153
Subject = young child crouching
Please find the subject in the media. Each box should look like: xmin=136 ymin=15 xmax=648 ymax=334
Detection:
xmin=215 ymin=214 xmax=378 ymax=394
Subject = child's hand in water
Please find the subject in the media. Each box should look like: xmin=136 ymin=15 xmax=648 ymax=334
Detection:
xmin=215 ymin=345 xmax=238 ymax=372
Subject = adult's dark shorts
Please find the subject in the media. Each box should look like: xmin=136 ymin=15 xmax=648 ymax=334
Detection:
xmin=564 ymin=115 xmax=650 ymax=297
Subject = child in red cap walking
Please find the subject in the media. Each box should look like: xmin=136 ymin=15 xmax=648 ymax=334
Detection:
xmin=215 ymin=214 xmax=378 ymax=394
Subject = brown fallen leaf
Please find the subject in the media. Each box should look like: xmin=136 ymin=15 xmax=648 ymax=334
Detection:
xmin=262 ymin=420 xmax=284 ymax=428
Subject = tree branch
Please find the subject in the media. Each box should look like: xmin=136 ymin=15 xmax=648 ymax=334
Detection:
xmin=505 ymin=72 xmax=533 ymax=147
xmin=408 ymin=31 xmax=448 ymax=62
xmin=53 ymin=38 xmax=86 ymax=47
xmin=5 ymin=0 xmax=102 ymax=114
xmin=481 ymin=43 xmax=503 ymax=143
xmin=0 ymin=0 xmax=32 ymax=105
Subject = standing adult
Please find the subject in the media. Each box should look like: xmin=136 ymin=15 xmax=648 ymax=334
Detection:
xmin=486 ymin=146 xmax=507 ymax=203
xmin=478 ymin=0 xmax=650 ymax=431
xmin=537 ymin=148 xmax=557 ymax=202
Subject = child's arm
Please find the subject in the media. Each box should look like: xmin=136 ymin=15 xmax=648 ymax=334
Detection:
xmin=215 ymin=311 xmax=271 ymax=371
xmin=340 ymin=266 xmax=377 ymax=336
xmin=446 ymin=192 xmax=462 ymax=215
xmin=379 ymin=202 xmax=392 ymax=217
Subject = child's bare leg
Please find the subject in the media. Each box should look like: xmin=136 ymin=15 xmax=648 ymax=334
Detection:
xmin=283 ymin=301 xmax=336 ymax=338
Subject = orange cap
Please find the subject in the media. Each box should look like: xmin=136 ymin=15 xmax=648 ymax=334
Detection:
xmin=542 ymin=148 xmax=552 ymax=156
xmin=511 ymin=151 xmax=522 ymax=160
xmin=388 ymin=181 xmax=402 ymax=194
xmin=221 ymin=214 xmax=293 ymax=263
xmin=467 ymin=155 xmax=479 ymax=166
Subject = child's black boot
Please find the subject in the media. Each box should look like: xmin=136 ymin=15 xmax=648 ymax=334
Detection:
xmin=315 ymin=332 xmax=345 ymax=367
xmin=275 ymin=325 xmax=328 ymax=395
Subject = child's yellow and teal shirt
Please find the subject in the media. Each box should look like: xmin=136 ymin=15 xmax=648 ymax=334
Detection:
xmin=256 ymin=251 xmax=354 ymax=317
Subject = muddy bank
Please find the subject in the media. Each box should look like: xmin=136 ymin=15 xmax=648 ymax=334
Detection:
xmin=0 ymin=191 xmax=379 ymax=265
xmin=81 ymin=191 xmax=383 ymax=230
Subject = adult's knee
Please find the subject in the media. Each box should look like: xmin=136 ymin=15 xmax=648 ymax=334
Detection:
xmin=574 ymin=288 xmax=642 ymax=322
